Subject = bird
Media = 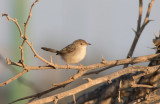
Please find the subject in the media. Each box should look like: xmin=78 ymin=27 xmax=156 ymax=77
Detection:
xmin=41 ymin=39 xmax=91 ymax=69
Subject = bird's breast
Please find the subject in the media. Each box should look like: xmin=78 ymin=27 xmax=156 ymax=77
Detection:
xmin=62 ymin=46 xmax=87 ymax=64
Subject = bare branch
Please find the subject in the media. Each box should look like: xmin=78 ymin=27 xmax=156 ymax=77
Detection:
xmin=19 ymin=40 xmax=26 ymax=66
xmin=0 ymin=70 xmax=27 ymax=86
xmin=131 ymin=84 xmax=155 ymax=88
xmin=73 ymin=94 xmax=76 ymax=104
xmin=137 ymin=0 xmax=143 ymax=30
xmin=2 ymin=13 xmax=23 ymax=37
xmin=2 ymin=52 xmax=160 ymax=88
xmin=28 ymin=65 xmax=159 ymax=104
xmin=24 ymin=0 xmax=39 ymax=39
xmin=124 ymin=0 xmax=155 ymax=68
xmin=8 ymin=53 xmax=160 ymax=71
xmin=143 ymin=0 xmax=155 ymax=25
xmin=25 ymin=40 xmax=56 ymax=68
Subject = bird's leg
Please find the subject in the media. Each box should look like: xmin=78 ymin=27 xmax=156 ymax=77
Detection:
xmin=76 ymin=63 xmax=84 ymax=70
xmin=67 ymin=63 xmax=70 ymax=70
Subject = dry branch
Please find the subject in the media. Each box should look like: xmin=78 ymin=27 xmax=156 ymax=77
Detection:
xmin=28 ymin=65 xmax=159 ymax=104
xmin=137 ymin=0 xmax=143 ymax=30
xmin=7 ymin=52 xmax=160 ymax=103
xmin=0 ymin=70 xmax=27 ymax=86
xmin=70 ymin=70 xmax=160 ymax=104
xmin=124 ymin=0 xmax=155 ymax=68
xmin=2 ymin=13 xmax=23 ymax=37
xmin=1 ymin=52 xmax=160 ymax=87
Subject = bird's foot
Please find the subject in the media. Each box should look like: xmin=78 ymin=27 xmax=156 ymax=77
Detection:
xmin=67 ymin=63 xmax=70 ymax=70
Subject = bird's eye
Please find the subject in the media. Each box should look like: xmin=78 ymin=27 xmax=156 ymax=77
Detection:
xmin=80 ymin=43 xmax=83 ymax=45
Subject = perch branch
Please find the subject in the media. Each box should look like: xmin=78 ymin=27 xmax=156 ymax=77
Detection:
xmin=2 ymin=52 xmax=160 ymax=87
xmin=7 ymin=53 xmax=160 ymax=71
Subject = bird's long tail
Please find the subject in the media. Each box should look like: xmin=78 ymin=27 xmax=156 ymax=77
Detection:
xmin=41 ymin=47 xmax=60 ymax=54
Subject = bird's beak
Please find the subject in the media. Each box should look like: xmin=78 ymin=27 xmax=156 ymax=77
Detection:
xmin=87 ymin=43 xmax=91 ymax=45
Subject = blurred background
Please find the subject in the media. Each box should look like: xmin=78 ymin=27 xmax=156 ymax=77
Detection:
xmin=0 ymin=0 xmax=160 ymax=104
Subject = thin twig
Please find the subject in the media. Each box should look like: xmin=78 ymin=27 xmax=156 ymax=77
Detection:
xmin=24 ymin=0 xmax=39 ymax=39
xmin=2 ymin=13 xmax=23 ymax=37
xmin=73 ymin=95 xmax=76 ymax=104
xmin=137 ymin=0 xmax=143 ymax=30
xmin=131 ymin=84 xmax=155 ymax=88
xmin=20 ymin=40 xmax=26 ymax=66
xmin=143 ymin=0 xmax=155 ymax=25
xmin=118 ymin=80 xmax=122 ymax=103
xmin=25 ymin=40 xmax=56 ymax=68
xmin=0 ymin=70 xmax=27 ymax=86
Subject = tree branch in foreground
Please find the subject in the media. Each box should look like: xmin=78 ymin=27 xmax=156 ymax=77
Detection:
xmin=27 ymin=65 xmax=160 ymax=104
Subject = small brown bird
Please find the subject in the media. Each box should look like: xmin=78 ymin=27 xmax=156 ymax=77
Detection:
xmin=41 ymin=39 xmax=91 ymax=69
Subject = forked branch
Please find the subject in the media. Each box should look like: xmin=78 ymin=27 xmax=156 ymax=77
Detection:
xmin=124 ymin=0 xmax=155 ymax=68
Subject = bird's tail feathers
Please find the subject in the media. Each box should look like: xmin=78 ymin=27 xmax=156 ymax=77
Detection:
xmin=41 ymin=47 xmax=59 ymax=54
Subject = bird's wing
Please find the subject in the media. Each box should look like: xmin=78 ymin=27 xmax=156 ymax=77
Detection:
xmin=60 ymin=44 xmax=76 ymax=54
